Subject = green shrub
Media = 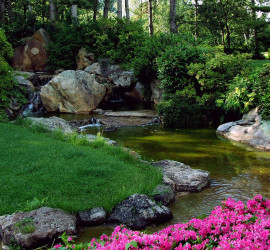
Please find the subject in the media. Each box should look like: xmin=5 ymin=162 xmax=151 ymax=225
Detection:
xmin=47 ymin=19 xmax=148 ymax=71
xmin=216 ymin=70 xmax=260 ymax=114
xmin=47 ymin=24 xmax=85 ymax=71
xmin=219 ymin=65 xmax=270 ymax=119
xmin=157 ymin=96 xmax=206 ymax=128
xmin=0 ymin=28 xmax=14 ymax=61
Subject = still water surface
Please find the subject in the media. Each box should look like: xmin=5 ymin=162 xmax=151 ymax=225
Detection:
xmin=77 ymin=124 xmax=270 ymax=242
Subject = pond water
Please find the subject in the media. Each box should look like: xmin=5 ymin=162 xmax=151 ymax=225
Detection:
xmin=75 ymin=124 xmax=270 ymax=243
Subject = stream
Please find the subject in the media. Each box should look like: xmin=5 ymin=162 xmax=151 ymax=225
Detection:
xmin=70 ymin=123 xmax=270 ymax=243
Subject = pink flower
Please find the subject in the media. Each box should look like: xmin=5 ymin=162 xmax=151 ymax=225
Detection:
xmin=68 ymin=236 xmax=73 ymax=242
xmin=54 ymin=244 xmax=62 ymax=249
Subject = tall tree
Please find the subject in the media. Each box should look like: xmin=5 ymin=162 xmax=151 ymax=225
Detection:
xmin=148 ymin=0 xmax=153 ymax=35
xmin=125 ymin=0 xmax=130 ymax=19
xmin=49 ymin=0 xmax=56 ymax=21
xmin=7 ymin=0 xmax=12 ymax=23
xmin=0 ymin=0 xmax=5 ymax=24
xmin=117 ymin=0 xmax=122 ymax=18
xmin=194 ymin=0 xmax=198 ymax=40
xmin=103 ymin=0 xmax=110 ymax=18
xmin=71 ymin=2 xmax=78 ymax=22
xmin=93 ymin=0 xmax=98 ymax=20
xmin=170 ymin=0 xmax=178 ymax=33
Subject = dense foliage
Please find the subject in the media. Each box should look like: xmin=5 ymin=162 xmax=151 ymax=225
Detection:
xmin=0 ymin=29 xmax=26 ymax=120
xmin=51 ymin=195 xmax=270 ymax=249
xmin=0 ymin=0 xmax=269 ymax=126
xmin=219 ymin=64 xmax=270 ymax=119
xmin=157 ymin=46 xmax=250 ymax=128
xmin=46 ymin=19 xmax=147 ymax=71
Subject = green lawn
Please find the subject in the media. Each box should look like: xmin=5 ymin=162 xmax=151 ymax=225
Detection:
xmin=0 ymin=122 xmax=162 ymax=215
xmin=249 ymin=59 xmax=270 ymax=69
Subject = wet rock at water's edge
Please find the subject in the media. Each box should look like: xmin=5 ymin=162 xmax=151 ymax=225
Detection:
xmin=152 ymin=160 xmax=210 ymax=192
xmin=0 ymin=207 xmax=76 ymax=249
xmin=217 ymin=108 xmax=270 ymax=151
xmin=28 ymin=116 xmax=75 ymax=133
xmin=109 ymin=194 xmax=173 ymax=230
xmin=152 ymin=184 xmax=175 ymax=206
xmin=77 ymin=207 xmax=107 ymax=227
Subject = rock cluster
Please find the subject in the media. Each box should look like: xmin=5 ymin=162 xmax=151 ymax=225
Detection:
xmin=217 ymin=108 xmax=270 ymax=151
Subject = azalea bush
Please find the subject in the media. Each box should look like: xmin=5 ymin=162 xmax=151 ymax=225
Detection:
xmin=51 ymin=195 xmax=270 ymax=250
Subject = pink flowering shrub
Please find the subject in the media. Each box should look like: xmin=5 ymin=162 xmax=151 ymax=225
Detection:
xmin=51 ymin=195 xmax=270 ymax=250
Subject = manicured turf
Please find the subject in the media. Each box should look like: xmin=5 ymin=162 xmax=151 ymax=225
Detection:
xmin=0 ymin=122 xmax=162 ymax=215
xmin=249 ymin=59 xmax=270 ymax=69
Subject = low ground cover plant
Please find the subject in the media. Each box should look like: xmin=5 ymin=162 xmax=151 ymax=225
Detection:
xmin=51 ymin=195 xmax=270 ymax=249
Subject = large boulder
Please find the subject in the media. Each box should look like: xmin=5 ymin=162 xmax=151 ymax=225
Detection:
xmin=152 ymin=160 xmax=210 ymax=192
xmin=0 ymin=207 xmax=77 ymax=249
xmin=40 ymin=70 xmax=106 ymax=113
xmin=76 ymin=48 xmax=95 ymax=70
xmin=217 ymin=108 xmax=270 ymax=151
xmin=28 ymin=116 xmax=75 ymax=133
xmin=12 ymin=29 xmax=49 ymax=72
xmin=109 ymin=194 xmax=172 ymax=229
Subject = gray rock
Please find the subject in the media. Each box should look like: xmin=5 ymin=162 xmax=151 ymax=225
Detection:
xmin=217 ymin=108 xmax=270 ymax=151
xmin=114 ymin=71 xmax=135 ymax=87
xmin=77 ymin=207 xmax=106 ymax=227
xmin=109 ymin=194 xmax=172 ymax=229
xmin=152 ymin=185 xmax=175 ymax=206
xmin=28 ymin=116 xmax=75 ymax=133
xmin=0 ymin=207 xmax=76 ymax=249
xmin=152 ymin=160 xmax=210 ymax=192
xmin=15 ymin=76 xmax=35 ymax=92
xmin=85 ymin=134 xmax=117 ymax=146
xmin=216 ymin=121 xmax=236 ymax=134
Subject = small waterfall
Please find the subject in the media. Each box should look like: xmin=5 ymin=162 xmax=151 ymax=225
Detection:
xmin=79 ymin=117 xmax=103 ymax=131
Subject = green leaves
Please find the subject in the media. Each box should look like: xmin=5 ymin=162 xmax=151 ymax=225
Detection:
xmin=125 ymin=240 xmax=138 ymax=250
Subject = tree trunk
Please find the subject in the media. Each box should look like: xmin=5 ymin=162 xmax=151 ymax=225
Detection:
xmin=28 ymin=4 xmax=32 ymax=13
xmin=251 ymin=0 xmax=259 ymax=58
xmin=194 ymin=0 xmax=198 ymax=40
xmin=225 ymin=23 xmax=231 ymax=53
xmin=71 ymin=4 xmax=78 ymax=23
xmin=221 ymin=28 xmax=225 ymax=46
xmin=93 ymin=0 xmax=98 ymax=20
xmin=148 ymin=0 xmax=153 ymax=35
xmin=117 ymin=0 xmax=122 ymax=18
xmin=125 ymin=0 xmax=129 ymax=20
xmin=49 ymin=0 xmax=56 ymax=21
xmin=0 ymin=0 xmax=5 ymax=24
xmin=170 ymin=0 xmax=178 ymax=33
xmin=103 ymin=0 xmax=110 ymax=18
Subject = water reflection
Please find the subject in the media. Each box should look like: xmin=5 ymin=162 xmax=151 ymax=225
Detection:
xmin=76 ymin=125 xmax=270 ymax=243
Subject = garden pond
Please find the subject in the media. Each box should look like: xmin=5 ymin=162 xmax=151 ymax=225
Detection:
xmin=65 ymin=120 xmax=270 ymax=243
